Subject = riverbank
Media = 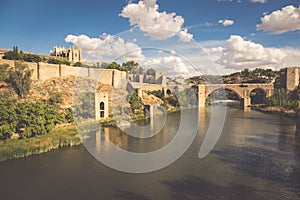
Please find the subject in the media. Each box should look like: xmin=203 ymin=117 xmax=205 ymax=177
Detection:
xmin=0 ymin=125 xmax=82 ymax=162
xmin=251 ymin=105 xmax=299 ymax=119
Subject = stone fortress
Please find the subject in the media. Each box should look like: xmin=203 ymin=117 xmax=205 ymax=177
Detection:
xmin=0 ymin=46 xmax=299 ymax=120
xmin=50 ymin=46 xmax=82 ymax=64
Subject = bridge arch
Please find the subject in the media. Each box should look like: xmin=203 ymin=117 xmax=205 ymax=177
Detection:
xmin=205 ymin=86 xmax=243 ymax=99
xmin=250 ymin=88 xmax=266 ymax=104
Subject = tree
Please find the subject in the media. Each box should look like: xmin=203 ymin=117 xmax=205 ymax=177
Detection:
xmin=64 ymin=107 xmax=74 ymax=123
xmin=3 ymin=47 xmax=20 ymax=60
xmin=0 ymin=63 xmax=10 ymax=82
xmin=128 ymin=92 xmax=143 ymax=113
xmin=47 ymin=58 xmax=70 ymax=66
xmin=23 ymin=54 xmax=43 ymax=63
xmin=74 ymin=93 xmax=95 ymax=119
xmin=0 ymin=98 xmax=17 ymax=140
xmin=7 ymin=61 xmax=33 ymax=99
xmin=146 ymin=68 xmax=156 ymax=76
xmin=122 ymin=61 xmax=140 ymax=73
xmin=16 ymin=101 xmax=63 ymax=138
xmin=48 ymin=92 xmax=63 ymax=105
xmin=73 ymin=62 xmax=82 ymax=67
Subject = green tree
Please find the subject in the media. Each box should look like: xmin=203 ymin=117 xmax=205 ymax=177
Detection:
xmin=0 ymin=98 xmax=17 ymax=140
xmin=146 ymin=68 xmax=156 ymax=76
xmin=47 ymin=58 xmax=70 ymax=66
xmin=23 ymin=54 xmax=43 ymax=63
xmin=64 ymin=107 xmax=74 ymax=123
xmin=73 ymin=62 xmax=82 ymax=67
xmin=122 ymin=61 xmax=140 ymax=73
xmin=16 ymin=101 xmax=63 ymax=138
xmin=48 ymin=92 xmax=63 ymax=105
xmin=0 ymin=63 xmax=10 ymax=82
xmin=74 ymin=93 xmax=95 ymax=119
xmin=128 ymin=92 xmax=143 ymax=113
xmin=7 ymin=61 xmax=33 ymax=99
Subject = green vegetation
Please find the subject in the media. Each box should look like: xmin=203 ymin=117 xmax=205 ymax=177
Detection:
xmin=0 ymin=125 xmax=81 ymax=162
xmin=73 ymin=62 xmax=82 ymax=67
xmin=146 ymin=68 xmax=156 ymax=76
xmin=107 ymin=62 xmax=128 ymax=71
xmin=128 ymin=92 xmax=143 ymax=113
xmin=7 ymin=61 xmax=33 ymax=99
xmin=3 ymin=46 xmax=71 ymax=66
xmin=74 ymin=93 xmax=95 ymax=119
xmin=222 ymin=68 xmax=278 ymax=84
xmin=0 ymin=97 xmax=65 ymax=140
xmin=22 ymin=53 xmax=43 ymax=63
xmin=47 ymin=57 xmax=71 ymax=66
xmin=4 ymin=46 xmax=44 ymax=63
xmin=266 ymin=86 xmax=300 ymax=112
xmin=0 ymin=63 xmax=10 ymax=82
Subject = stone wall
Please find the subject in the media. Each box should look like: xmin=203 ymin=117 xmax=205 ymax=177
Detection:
xmin=38 ymin=62 xmax=60 ymax=81
xmin=0 ymin=59 xmax=125 ymax=88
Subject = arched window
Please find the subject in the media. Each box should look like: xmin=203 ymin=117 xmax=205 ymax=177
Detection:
xmin=100 ymin=102 xmax=104 ymax=110
xmin=100 ymin=102 xmax=105 ymax=118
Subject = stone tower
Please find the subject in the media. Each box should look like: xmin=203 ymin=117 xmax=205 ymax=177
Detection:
xmin=279 ymin=67 xmax=300 ymax=90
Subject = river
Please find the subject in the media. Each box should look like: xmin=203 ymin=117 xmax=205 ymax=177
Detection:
xmin=0 ymin=105 xmax=299 ymax=200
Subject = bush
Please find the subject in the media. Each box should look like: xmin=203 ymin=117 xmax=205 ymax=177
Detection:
xmin=47 ymin=58 xmax=70 ymax=66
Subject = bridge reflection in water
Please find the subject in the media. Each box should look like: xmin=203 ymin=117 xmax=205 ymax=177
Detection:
xmin=92 ymin=106 xmax=227 ymax=158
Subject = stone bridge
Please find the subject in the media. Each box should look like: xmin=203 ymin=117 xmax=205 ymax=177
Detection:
xmin=198 ymin=83 xmax=274 ymax=107
xmin=132 ymin=82 xmax=274 ymax=108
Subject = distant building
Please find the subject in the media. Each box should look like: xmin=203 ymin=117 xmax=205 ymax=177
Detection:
xmin=50 ymin=46 xmax=82 ymax=63
xmin=279 ymin=67 xmax=300 ymax=90
xmin=126 ymin=71 xmax=167 ymax=85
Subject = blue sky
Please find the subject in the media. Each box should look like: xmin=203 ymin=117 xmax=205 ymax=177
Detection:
xmin=1 ymin=0 xmax=300 ymax=75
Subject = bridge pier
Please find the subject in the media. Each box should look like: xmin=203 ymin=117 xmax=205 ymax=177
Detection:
xmin=137 ymin=88 xmax=143 ymax=98
xmin=198 ymin=85 xmax=206 ymax=107
xmin=243 ymin=97 xmax=251 ymax=108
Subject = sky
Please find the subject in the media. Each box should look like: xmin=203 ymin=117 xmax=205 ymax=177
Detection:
xmin=1 ymin=0 xmax=300 ymax=75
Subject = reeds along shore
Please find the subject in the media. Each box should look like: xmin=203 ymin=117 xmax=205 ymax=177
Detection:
xmin=0 ymin=125 xmax=81 ymax=162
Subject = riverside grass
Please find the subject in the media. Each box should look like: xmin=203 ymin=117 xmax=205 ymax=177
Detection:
xmin=0 ymin=125 xmax=81 ymax=161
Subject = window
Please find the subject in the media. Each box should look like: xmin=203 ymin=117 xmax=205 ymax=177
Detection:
xmin=100 ymin=102 xmax=105 ymax=118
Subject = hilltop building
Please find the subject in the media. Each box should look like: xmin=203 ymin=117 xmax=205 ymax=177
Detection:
xmin=50 ymin=46 xmax=82 ymax=63
xmin=279 ymin=67 xmax=300 ymax=90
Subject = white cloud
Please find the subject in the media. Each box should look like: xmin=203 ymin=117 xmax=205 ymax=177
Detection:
xmin=178 ymin=29 xmax=193 ymax=42
xmin=281 ymin=47 xmax=300 ymax=67
xmin=205 ymin=47 xmax=225 ymax=54
xmin=250 ymin=0 xmax=267 ymax=3
xmin=256 ymin=5 xmax=300 ymax=34
xmin=65 ymin=34 xmax=145 ymax=61
xmin=120 ymin=0 xmax=193 ymax=42
xmin=170 ymin=50 xmax=176 ymax=54
xmin=216 ymin=35 xmax=285 ymax=69
xmin=218 ymin=19 xmax=234 ymax=26
xmin=144 ymin=55 xmax=190 ymax=75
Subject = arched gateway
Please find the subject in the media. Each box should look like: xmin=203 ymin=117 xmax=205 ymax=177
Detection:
xmin=198 ymin=83 xmax=274 ymax=108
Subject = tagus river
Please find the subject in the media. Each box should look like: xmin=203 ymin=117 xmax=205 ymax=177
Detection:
xmin=0 ymin=106 xmax=300 ymax=200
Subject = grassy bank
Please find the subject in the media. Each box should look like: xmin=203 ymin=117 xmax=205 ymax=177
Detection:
xmin=0 ymin=125 xmax=81 ymax=162
xmin=251 ymin=105 xmax=299 ymax=119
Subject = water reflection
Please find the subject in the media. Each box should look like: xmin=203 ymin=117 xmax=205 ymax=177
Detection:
xmin=1 ymin=107 xmax=300 ymax=199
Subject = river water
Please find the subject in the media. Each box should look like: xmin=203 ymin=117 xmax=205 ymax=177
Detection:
xmin=0 ymin=105 xmax=300 ymax=200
